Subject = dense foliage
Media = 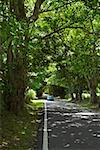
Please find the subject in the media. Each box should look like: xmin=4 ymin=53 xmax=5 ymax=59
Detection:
xmin=0 ymin=0 xmax=99 ymax=112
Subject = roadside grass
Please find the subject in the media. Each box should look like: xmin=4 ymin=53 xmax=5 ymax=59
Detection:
xmin=78 ymin=96 xmax=100 ymax=112
xmin=79 ymin=99 xmax=97 ymax=109
xmin=0 ymin=101 xmax=44 ymax=150
xmin=30 ymin=100 xmax=44 ymax=108
xmin=67 ymin=93 xmax=100 ymax=111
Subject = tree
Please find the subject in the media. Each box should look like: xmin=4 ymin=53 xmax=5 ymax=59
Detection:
xmin=0 ymin=0 xmax=99 ymax=113
xmin=40 ymin=0 xmax=99 ymax=103
xmin=0 ymin=0 xmax=45 ymax=112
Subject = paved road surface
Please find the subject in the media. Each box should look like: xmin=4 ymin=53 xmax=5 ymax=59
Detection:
xmin=36 ymin=101 xmax=100 ymax=150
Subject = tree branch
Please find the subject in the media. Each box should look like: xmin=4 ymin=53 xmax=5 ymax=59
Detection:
xmin=42 ymin=25 xmax=94 ymax=39
xmin=30 ymin=0 xmax=45 ymax=22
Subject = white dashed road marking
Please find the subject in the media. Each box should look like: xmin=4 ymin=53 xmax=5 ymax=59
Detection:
xmin=43 ymin=101 xmax=48 ymax=150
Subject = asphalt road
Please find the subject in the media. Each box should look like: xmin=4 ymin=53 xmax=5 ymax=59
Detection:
xmin=36 ymin=101 xmax=100 ymax=150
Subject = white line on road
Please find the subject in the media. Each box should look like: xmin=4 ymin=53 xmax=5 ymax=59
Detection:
xmin=43 ymin=101 xmax=48 ymax=150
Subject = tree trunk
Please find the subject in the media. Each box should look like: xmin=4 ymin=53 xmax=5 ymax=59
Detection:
xmin=10 ymin=0 xmax=26 ymax=19
xmin=87 ymin=77 xmax=97 ymax=104
xmin=75 ymin=91 xmax=82 ymax=101
xmin=4 ymin=42 xmax=26 ymax=113
xmin=3 ymin=0 xmax=45 ymax=113
xmin=71 ymin=93 xmax=75 ymax=101
xmin=78 ymin=92 xmax=82 ymax=101
xmin=75 ymin=92 xmax=79 ymax=101
xmin=6 ymin=64 xmax=26 ymax=113
xmin=78 ymin=88 xmax=83 ymax=102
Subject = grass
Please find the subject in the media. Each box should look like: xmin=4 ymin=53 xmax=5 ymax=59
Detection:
xmin=0 ymin=102 xmax=44 ymax=150
xmin=67 ymin=93 xmax=100 ymax=112
xmin=78 ymin=97 xmax=100 ymax=112
xmin=30 ymin=100 xmax=44 ymax=108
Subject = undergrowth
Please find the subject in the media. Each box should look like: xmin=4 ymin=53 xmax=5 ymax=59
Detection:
xmin=0 ymin=104 xmax=42 ymax=150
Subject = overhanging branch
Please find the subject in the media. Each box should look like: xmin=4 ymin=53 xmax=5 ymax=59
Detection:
xmin=30 ymin=0 xmax=45 ymax=22
xmin=42 ymin=25 xmax=95 ymax=39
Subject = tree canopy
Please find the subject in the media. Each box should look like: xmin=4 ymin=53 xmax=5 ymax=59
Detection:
xmin=0 ymin=0 xmax=99 ymax=112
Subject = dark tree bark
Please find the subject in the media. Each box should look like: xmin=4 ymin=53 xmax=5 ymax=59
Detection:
xmin=4 ymin=0 xmax=45 ymax=113
xmin=78 ymin=88 xmax=83 ymax=102
xmin=30 ymin=0 xmax=45 ymax=21
xmin=2 ymin=0 xmax=27 ymax=113
xmin=87 ymin=77 xmax=97 ymax=104
xmin=71 ymin=93 xmax=75 ymax=101
xmin=78 ymin=92 xmax=82 ymax=101
xmin=75 ymin=92 xmax=79 ymax=101
xmin=10 ymin=0 xmax=26 ymax=19
xmin=74 ymin=85 xmax=83 ymax=102
xmin=4 ymin=40 xmax=26 ymax=113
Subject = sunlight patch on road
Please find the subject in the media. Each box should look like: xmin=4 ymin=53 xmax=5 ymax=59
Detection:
xmin=75 ymin=112 xmax=100 ymax=115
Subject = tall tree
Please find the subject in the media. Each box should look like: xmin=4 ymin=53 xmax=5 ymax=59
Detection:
xmin=0 ymin=0 xmax=99 ymax=113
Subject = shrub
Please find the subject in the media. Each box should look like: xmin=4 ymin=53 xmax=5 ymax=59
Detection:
xmin=25 ymin=89 xmax=36 ymax=103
